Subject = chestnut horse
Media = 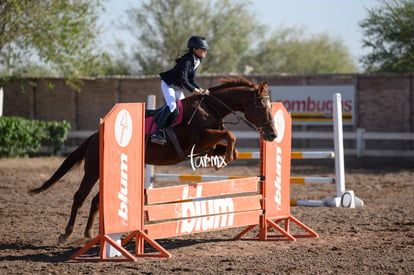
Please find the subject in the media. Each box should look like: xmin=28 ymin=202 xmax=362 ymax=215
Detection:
xmin=29 ymin=76 xmax=277 ymax=243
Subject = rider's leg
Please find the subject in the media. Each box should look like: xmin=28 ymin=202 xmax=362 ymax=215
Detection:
xmin=151 ymin=81 xmax=182 ymax=145
xmin=161 ymin=80 xmax=184 ymax=111
xmin=150 ymin=106 xmax=173 ymax=145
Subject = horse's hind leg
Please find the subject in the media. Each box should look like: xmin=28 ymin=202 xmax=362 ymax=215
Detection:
xmin=59 ymin=173 xmax=98 ymax=244
xmin=84 ymin=192 xmax=99 ymax=240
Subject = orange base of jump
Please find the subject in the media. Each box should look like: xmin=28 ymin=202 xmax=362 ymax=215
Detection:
xmin=234 ymin=215 xmax=318 ymax=241
xmin=71 ymin=230 xmax=171 ymax=262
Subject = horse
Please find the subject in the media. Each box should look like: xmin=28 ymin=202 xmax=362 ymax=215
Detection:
xmin=29 ymin=76 xmax=277 ymax=244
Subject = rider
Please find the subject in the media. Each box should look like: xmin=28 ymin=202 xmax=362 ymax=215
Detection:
xmin=151 ymin=36 xmax=210 ymax=145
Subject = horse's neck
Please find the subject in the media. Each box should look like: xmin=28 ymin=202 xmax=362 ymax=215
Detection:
xmin=212 ymin=88 xmax=249 ymax=114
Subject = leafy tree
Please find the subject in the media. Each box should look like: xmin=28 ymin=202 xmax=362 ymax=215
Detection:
xmin=124 ymin=0 xmax=265 ymax=75
xmin=242 ymin=27 xmax=357 ymax=74
xmin=359 ymin=0 xmax=414 ymax=72
xmin=0 ymin=0 xmax=109 ymax=79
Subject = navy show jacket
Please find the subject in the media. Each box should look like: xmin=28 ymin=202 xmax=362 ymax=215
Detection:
xmin=159 ymin=52 xmax=201 ymax=93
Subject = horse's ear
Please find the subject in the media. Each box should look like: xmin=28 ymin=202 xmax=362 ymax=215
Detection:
xmin=258 ymin=82 xmax=268 ymax=95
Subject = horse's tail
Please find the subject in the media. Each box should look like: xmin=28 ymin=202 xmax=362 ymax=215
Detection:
xmin=29 ymin=132 xmax=97 ymax=195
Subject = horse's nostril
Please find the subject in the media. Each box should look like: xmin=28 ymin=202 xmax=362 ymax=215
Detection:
xmin=270 ymin=133 xmax=277 ymax=140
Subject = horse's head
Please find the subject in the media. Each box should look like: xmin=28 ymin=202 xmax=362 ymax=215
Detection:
xmin=244 ymin=81 xmax=277 ymax=142
xmin=207 ymin=76 xmax=277 ymax=142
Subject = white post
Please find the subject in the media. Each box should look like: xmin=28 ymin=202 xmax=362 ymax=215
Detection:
xmin=333 ymin=93 xmax=346 ymax=197
xmin=0 ymin=87 xmax=3 ymax=117
xmin=324 ymin=93 xmax=363 ymax=208
xmin=145 ymin=95 xmax=156 ymax=189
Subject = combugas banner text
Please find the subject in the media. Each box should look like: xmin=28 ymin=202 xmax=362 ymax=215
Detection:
xmin=269 ymin=85 xmax=355 ymax=125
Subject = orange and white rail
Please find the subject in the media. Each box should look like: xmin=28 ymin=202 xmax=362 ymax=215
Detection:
xmin=153 ymin=173 xmax=335 ymax=184
xmin=237 ymin=151 xmax=334 ymax=160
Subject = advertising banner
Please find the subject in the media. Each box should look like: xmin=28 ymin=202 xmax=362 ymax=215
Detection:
xmin=269 ymin=85 xmax=355 ymax=125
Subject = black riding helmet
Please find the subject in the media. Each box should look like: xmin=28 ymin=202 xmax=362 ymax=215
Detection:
xmin=187 ymin=36 xmax=209 ymax=50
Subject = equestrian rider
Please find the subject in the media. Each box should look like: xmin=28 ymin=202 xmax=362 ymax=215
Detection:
xmin=151 ymin=36 xmax=210 ymax=145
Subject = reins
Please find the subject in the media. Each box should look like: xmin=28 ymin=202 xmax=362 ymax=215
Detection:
xmin=187 ymin=96 xmax=205 ymax=125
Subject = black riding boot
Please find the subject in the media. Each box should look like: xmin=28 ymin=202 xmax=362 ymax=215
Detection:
xmin=151 ymin=107 xmax=173 ymax=145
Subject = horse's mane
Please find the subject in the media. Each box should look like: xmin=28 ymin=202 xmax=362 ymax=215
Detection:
xmin=212 ymin=75 xmax=257 ymax=90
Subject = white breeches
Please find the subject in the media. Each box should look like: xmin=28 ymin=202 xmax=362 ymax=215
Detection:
xmin=161 ymin=80 xmax=184 ymax=112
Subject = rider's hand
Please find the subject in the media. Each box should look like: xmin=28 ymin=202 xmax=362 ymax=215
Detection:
xmin=194 ymin=88 xmax=209 ymax=95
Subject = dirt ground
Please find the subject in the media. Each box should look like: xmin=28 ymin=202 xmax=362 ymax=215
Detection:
xmin=0 ymin=157 xmax=413 ymax=274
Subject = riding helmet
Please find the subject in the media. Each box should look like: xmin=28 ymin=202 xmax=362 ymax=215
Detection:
xmin=187 ymin=36 xmax=209 ymax=50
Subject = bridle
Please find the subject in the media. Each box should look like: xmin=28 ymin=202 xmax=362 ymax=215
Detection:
xmin=206 ymin=89 xmax=274 ymax=135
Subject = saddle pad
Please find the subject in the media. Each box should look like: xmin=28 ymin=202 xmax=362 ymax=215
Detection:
xmin=145 ymin=100 xmax=184 ymax=135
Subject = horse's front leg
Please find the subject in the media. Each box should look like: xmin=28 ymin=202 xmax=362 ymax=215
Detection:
xmin=206 ymin=142 xmax=238 ymax=161
xmin=200 ymin=129 xmax=237 ymax=164
xmin=205 ymin=142 xmax=238 ymax=170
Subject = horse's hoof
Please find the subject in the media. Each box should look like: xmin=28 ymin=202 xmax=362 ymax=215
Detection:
xmin=225 ymin=156 xmax=234 ymax=164
xmin=58 ymin=234 xmax=68 ymax=244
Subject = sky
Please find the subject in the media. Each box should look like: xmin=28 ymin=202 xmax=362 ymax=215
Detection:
xmin=99 ymin=0 xmax=380 ymax=68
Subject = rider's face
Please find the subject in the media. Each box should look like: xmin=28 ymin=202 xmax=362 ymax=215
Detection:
xmin=194 ymin=48 xmax=208 ymax=58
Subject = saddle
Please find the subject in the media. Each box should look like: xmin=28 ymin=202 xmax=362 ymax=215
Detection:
xmin=145 ymin=100 xmax=184 ymax=135
xmin=145 ymin=100 xmax=186 ymax=160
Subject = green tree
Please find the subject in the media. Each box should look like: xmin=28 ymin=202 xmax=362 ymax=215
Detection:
xmin=359 ymin=0 xmax=414 ymax=72
xmin=242 ymin=27 xmax=357 ymax=74
xmin=0 ymin=0 xmax=108 ymax=79
xmin=124 ymin=0 xmax=265 ymax=75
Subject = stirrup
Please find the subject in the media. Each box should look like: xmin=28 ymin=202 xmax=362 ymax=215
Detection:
xmin=150 ymin=131 xmax=167 ymax=145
